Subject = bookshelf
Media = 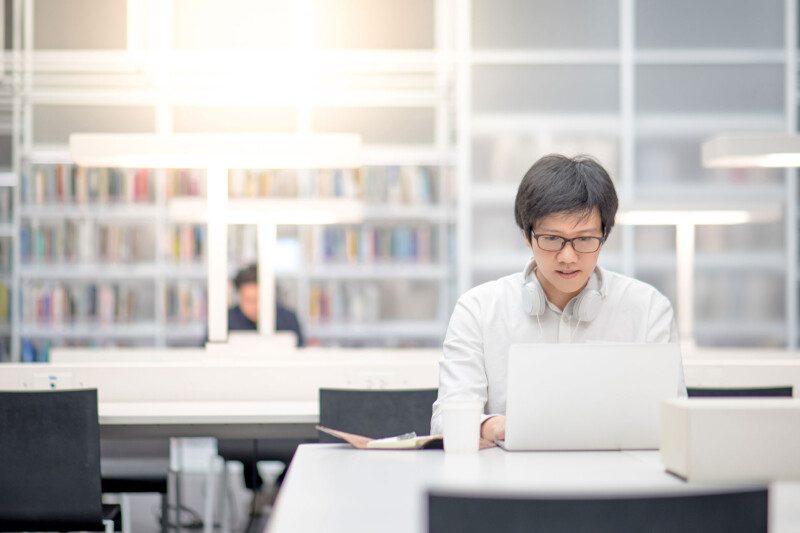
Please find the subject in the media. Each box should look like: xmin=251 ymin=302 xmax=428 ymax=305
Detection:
xmin=15 ymin=153 xmax=455 ymax=359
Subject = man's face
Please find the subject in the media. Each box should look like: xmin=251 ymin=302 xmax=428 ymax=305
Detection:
xmin=237 ymin=282 xmax=259 ymax=324
xmin=527 ymin=208 xmax=604 ymax=304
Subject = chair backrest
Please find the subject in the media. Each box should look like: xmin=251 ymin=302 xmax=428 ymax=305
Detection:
xmin=0 ymin=389 xmax=105 ymax=532
xmin=318 ymin=388 xmax=438 ymax=442
xmin=687 ymin=386 xmax=793 ymax=398
xmin=427 ymin=488 xmax=768 ymax=533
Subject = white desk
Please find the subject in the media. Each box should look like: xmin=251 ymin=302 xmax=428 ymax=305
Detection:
xmin=98 ymin=401 xmax=318 ymax=439
xmin=267 ymin=445 xmax=800 ymax=533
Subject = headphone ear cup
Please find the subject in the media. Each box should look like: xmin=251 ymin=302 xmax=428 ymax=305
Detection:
xmin=574 ymin=289 xmax=603 ymax=322
xmin=521 ymin=280 xmax=546 ymax=316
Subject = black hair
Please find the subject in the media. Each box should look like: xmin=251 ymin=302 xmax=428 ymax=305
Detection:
xmin=513 ymin=154 xmax=618 ymax=242
xmin=233 ymin=264 xmax=258 ymax=290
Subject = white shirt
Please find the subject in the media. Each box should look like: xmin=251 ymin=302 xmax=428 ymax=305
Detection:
xmin=430 ymin=266 xmax=685 ymax=435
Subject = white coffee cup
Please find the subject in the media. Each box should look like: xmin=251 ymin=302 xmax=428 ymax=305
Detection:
xmin=441 ymin=400 xmax=482 ymax=453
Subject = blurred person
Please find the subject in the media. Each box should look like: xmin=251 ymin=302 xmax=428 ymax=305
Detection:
xmin=228 ymin=264 xmax=304 ymax=346
xmin=217 ymin=264 xmax=306 ymax=517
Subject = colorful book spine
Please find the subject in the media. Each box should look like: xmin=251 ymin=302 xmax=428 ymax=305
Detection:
xmin=0 ymin=282 xmax=9 ymax=323
xmin=307 ymin=281 xmax=381 ymax=324
xmin=165 ymin=282 xmax=207 ymax=323
xmin=226 ymin=166 xmax=438 ymax=205
xmin=23 ymin=164 xmax=156 ymax=204
xmin=167 ymin=225 xmax=206 ymax=262
xmin=313 ymin=226 xmax=436 ymax=264
xmin=166 ymin=169 xmax=205 ymax=198
xmin=22 ymin=283 xmax=153 ymax=324
xmin=20 ymin=222 xmax=155 ymax=263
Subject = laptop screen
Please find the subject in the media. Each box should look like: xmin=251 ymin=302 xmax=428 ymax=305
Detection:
xmin=502 ymin=342 xmax=683 ymax=451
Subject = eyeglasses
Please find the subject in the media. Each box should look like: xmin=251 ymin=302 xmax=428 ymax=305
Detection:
xmin=532 ymin=233 xmax=604 ymax=253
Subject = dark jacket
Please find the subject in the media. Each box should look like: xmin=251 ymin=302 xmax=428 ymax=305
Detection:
xmin=227 ymin=305 xmax=305 ymax=347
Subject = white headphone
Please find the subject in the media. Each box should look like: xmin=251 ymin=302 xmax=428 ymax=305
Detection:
xmin=520 ymin=258 xmax=606 ymax=322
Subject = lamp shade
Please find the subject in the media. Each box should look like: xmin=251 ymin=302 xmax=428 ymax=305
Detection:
xmin=616 ymin=201 xmax=782 ymax=226
xmin=702 ymin=133 xmax=800 ymax=168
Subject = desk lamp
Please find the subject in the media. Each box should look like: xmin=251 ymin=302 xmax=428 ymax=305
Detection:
xmin=70 ymin=133 xmax=363 ymax=344
xmin=617 ymin=203 xmax=780 ymax=349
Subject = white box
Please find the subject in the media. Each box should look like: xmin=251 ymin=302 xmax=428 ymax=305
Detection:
xmin=660 ymin=398 xmax=800 ymax=482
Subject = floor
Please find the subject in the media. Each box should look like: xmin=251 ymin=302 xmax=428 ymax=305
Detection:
xmin=124 ymin=462 xmax=278 ymax=533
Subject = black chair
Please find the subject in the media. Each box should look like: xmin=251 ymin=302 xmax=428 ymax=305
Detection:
xmin=318 ymin=388 xmax=439 ymax=441
xmin=0 ymin=389 xmax=119 ymax=532
xmin=427 ymin=488 xmax=768 ymax=533
xmin=687 ymin=386 xmax=793 ymax=398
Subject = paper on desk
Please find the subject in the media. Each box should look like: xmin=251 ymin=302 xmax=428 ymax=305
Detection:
xmin=316 ymin=425 xmax=444 ymax=450
xmin=316 ymin=426 xmax=495 ymax=450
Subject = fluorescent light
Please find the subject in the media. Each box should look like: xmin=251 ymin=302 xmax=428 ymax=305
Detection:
xmin=617 ymin=210 xmax=753 ymax=226
xmin=702 ymin=133 xmax=800 ymax=168
xmin=70 ymin=133 xmax=362 ymax=169
xmin=616 ymin=200 xmax=782 ymax=226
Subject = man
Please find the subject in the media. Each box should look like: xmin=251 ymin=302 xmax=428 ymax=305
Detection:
xmin=221 ymin=264 xmax=305 ymax=514
xmin=229 ymin=264 xmax=304 ymax=347
xmin=430 ymin=154 xmax=684 ymax=442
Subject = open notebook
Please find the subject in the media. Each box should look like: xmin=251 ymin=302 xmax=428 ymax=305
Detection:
xmin=315 ymin=425 xmax=444 ymax=450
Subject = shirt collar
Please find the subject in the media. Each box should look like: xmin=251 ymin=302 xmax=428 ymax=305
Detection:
xmin=545 ymin=267 xmax=602 ymax=318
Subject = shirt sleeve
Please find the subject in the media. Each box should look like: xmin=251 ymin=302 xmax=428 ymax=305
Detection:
xmin=430 ymin=292 xmax=490 ymax=435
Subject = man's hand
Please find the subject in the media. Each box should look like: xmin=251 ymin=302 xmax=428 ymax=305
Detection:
xmin=480 ymin=415 xmax=506 ymax=442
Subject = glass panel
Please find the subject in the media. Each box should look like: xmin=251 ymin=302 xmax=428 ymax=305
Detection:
xmin=313 ymin=107 xmax=435 ymax=144
xmin=634 ymin=226 xmax=675 ymax=254
xmin=695 ymin=271 xmax=784 ymax=322
xmin=4 ymin=1 xmax=12 ymax=50
xmin=34 ymin=0 xmax=127 ymax=49
xmin=636 ymin=0 xmax=783 ymax=49
xmin=473 ymin=65 xmax=619 ymax=113
xmin=313 ymin=0 xmax=434 ymax=49
xmin=636 ymin=137 xmax=784 ymax=191
xmin=473 ymin=134 xmax=619 ymax=185
xmin=0 ymin=337 xmax=10 ymax=362
xmin=33 ymin=105 xmax=155 ymax=144
xmin=472 ymin=205 xmax=527 ymax=255
xmin=173 ymin=0 xmax=294 ymax=49
xmin=472 ymin=0 xmax=618 ymax=49
xmin=637 ymin=65 xmax=783 ymax=114
xmin=0 ymin=136 xmax=12 ymax=168
xmin=172 ymin=107 xmax=297 ymax=133
xmin=696 ymin=222 xmax=783 ymax=254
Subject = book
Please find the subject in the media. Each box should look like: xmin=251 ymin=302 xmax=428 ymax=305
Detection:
xmin=316 ymin=425 xmax=444 ymax=450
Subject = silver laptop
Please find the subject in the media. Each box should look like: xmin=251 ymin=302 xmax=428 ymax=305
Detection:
xmin=498 ymin=343 xmax=682 ymax=451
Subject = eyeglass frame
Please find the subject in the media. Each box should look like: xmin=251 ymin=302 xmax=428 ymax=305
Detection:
xmin=531 ymin=233 xmax=606 ymax=254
